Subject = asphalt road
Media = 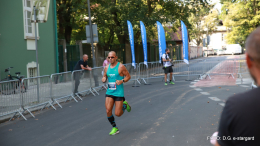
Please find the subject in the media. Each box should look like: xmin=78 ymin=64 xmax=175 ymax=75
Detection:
xmin=0 ymin=55 xmax=251 ymax=146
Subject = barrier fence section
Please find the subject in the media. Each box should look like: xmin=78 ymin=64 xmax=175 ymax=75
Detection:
xmin=90 ymin=67 xmax=107 ymax=94
xmin=139 ymin=63 xmax=149 ymax=84
xmin=203 ymin=59 xmax=238 ymax=79
xmin=237 ymin=59 xmax=249 ymax=78
xmin=50 ymin=71 xmax=73 ymax=108
xmin=0 ymin=80 xmax=27 ymax=120
xmin=123 ymin=63 xmax=141 ymax=85
xmin=139 ymin=61 xmax=180 ymax=84
xmin=17 ymin=75 xmax=56 ymax=119
xmin=171 ymin=59 xmax=204 ymax=79
xmin=0 ymin=58 xmax=254 ymax=121
xmin=139 ymin=62 xmax=164 ymax=84
xmin=73 ymin=70 xmax=96 ymax=100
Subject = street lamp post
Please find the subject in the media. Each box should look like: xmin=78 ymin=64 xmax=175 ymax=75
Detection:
xmin=87 ymin=0 xmax=96 ymax=68
xmin=31 ymin=0 xmax=51 ymax=102
xmin=34 ymin=6 xmax=40 ymax=102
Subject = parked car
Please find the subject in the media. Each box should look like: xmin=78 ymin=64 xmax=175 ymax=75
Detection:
xmin=224 ymin=44 xmax=242 ymax=55
xmin=213 ymin=49 xmax=218 ymax=55
xmin=217 ymin=49 xmax=225 ymax=56
xmin=203 ymin=49 xmax=214 ymax=57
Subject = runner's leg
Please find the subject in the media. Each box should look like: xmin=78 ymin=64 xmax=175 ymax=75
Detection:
xmin=165 ymin=73 xmax=167 ymax=82
xmin=106 ymin=97 xmax=120 ymax=135
xmin=106 ymin=97 xmax=116 ymax=127
xmin=114 ymin=100 xmax=124 ymax=117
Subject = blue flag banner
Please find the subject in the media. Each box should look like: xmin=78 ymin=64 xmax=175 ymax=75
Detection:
xmin=140 ymin=21 xmax=148 ymax=67
xmin=156 ymin=21 xmax=166 ymax=62
xmin=181 ymin=21 xmax=189 ymax=64
xmin=127 ymin=20 xmax=136 ymax=68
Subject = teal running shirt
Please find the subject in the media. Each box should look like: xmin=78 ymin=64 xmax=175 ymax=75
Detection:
xmin=106 ymin=62 xmax=124 ymax=97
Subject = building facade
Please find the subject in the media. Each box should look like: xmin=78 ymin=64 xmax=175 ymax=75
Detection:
xmin=0 ymin=0 xmax=58 ymax=80
xmin=206 ymin=26 xmax=227 ymax=50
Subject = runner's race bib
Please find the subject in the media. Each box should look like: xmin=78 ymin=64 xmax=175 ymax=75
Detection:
xmin=108 ymin=82 xmax=117 ymax=90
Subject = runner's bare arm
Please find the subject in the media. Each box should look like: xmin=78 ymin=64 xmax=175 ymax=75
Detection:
xmin=120 ymin=64 xmax=131 ymax=82
xmin=102 ymin=65 xmax=108 ymax=83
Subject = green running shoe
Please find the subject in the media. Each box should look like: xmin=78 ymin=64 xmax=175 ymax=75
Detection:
xmin=109 ymin=127 xmax=120 ymax=135
xmin=165 ymin=83 xmax=168 ymax=85
xmin=169 ymin=81 xmax=175 ymax=85
xmin=123 ymin=101 xmax=131 ymax=112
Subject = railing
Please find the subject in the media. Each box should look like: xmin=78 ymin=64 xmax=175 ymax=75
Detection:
xmin=50 ymin=71 xmax=73 ymax=108
xmin=0 ymin=58 xmax=251 ymax=121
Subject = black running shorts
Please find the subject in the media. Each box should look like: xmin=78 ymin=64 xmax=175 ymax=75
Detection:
xmin=105 ymin=94 xmax=125 ymax=101
xmin=164 ymin=66 xmax=173 ymax=74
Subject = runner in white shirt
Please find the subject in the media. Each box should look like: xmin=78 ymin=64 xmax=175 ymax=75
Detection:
xmin=162 ymin=48 xmax=175 ymax=85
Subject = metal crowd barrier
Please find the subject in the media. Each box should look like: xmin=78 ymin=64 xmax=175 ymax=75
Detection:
xmin=139 ymin=62 xmax=150 ymax=84
xmin=1 ymin=58 xmax=255 ymax=121
xmin=17 ymin=75 xmax=56 ymax=119
xmin=171 ymin=60 xmax=204 ymax=79
xmin=139 ymin=62 xmax=165 ymax=84
xmin=90 ymin=67 xmax=107 ymax=94
xmin=50 ymin=71 xmax=73 ymax=108
xmin=139 ymin=61 xmax=179 ymax=84
xmin=204 ymin=59 xmax=237 ymax=79
xmin=237 ymin=59 xmax=249 ymax=78
xmin=72 ymin=70 xmax=96 ymax=100
xmin=0 ymin=80 xmax=27 ymax=121
xmin=123 ymin=63 xmax=141 ymax=85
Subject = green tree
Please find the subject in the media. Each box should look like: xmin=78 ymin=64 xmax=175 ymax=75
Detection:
xmin=57 ymin=0 xmax=210 ymax=45
xmin=56 ymin=0 xmax=88 ymax=44
xmin=220 ymin=0 xmax=260 ymax=47
xmin=188 ymin=5 xmax=219 ymax=46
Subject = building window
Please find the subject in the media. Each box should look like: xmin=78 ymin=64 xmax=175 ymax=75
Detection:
xmin=29 ymin=67 xmax=36 ymax=78
xmin=23 ymin=0 xmax=39 ymax=40
xmin=27 ymin=62 xmax=39 ymax=85
xmin=24 ymin=0 xmax=33 ymax=37
xmin=222 ymin=34 xmax=224 ymax=41
xmin=29 ymin=67 xmax=37 ymax=83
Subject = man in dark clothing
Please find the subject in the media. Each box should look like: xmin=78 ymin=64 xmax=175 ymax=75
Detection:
xmin=73 ymin=54 xmax=92 ymax=94
xmin=216 ymin=27 xmax=260 ymax=146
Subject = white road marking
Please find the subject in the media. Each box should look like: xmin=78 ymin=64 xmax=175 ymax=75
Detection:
xmin=200 ymin=92 xmax=210 ymax=95
xmin=194 ymin=80 xmax=200 ymax=82
xmin=208 ymin=97 xmax=221 ymax=101
xmin=219 ymin=103 xmax=225 ymax=106
xmin=189 ymin=85 xmax=196 ymax=88
xmin=194 ymin=88 xmax=202 ymax=91
xmin=240 ymin=85 xmax=250 ymax=88
xmin=190 ymin=82 xmax=196 ymax=84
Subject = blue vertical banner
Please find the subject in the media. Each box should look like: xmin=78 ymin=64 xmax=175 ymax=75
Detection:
xmin=181 ymin=21 xmax=189 ymax=64
xmin=127 ymin=20 xmax=136 ymax=68
xmin=140 ymin=21 xmax=148 ymax=67
xmin=156 ymin=21 xmax=166 ymax=62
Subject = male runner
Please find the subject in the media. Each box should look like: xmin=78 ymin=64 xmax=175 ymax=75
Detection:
xmin=102 ymin=51 xmax=131 ymax=135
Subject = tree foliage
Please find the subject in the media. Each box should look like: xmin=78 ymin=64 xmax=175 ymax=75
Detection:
xmin=220 ymin=0 xmax=260 ymax=47
xmin=57 ymin=0 xmax=210 ymax=46
xmin=188 ymin=4 xmax=219 ymax=46
xmin=56 ymin=0 xmax=88 ymax=44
